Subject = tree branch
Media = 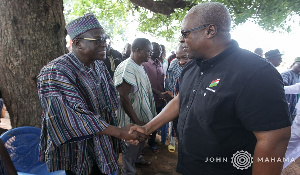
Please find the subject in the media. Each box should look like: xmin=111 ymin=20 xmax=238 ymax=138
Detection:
xmin=129 ymin=0 xmax=192 ymax=16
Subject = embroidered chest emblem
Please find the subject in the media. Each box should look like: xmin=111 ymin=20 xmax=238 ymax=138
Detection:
xmin=206 ymin=79 xmax=221 ymax=93
xmin=209 ymin=79 xmax=220 ymax=88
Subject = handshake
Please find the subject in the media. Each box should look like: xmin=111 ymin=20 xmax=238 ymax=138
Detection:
xmin=119 ymin=124 xmax=150 ymax=145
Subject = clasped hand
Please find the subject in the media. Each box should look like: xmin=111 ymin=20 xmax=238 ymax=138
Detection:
xmin=121 ymin=124 xmax=149 ymax=145
xmin=124 ymin=124 xmax=149 ymax=145
xmin=152 ymin=88 xmax=173 ymax=102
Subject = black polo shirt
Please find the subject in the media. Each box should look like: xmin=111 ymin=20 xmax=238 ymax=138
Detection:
xmin=177 ymin=41 xmax=291 ymax=175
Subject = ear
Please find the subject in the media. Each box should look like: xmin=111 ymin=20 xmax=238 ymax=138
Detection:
xmin=206 ymin=24 xmax=217 ymax=38
xmin=73 ymin=39 xmax=82 ymax=49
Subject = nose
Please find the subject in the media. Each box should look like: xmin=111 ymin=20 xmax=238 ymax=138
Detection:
xmin=179 ymin=35 xmax=185 ymax=43
xmin=178 ymin=60 xmax=184 ymax=66
xmin=104 ymin=41 xmax=108 ymax=46
xmin=100 ymin=41 xmax=107 ymax=48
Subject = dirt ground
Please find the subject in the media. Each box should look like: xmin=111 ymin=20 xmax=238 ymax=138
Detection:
xmin=118 ymin=135 xmax=180 ymax=175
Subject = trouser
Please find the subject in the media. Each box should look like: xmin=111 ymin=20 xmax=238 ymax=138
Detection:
xmin=170 ymin=118 xmax=178 ymax=137
xmin=283 ymin=117 xmax=300 ymax=169
xmin=159 ymin=123 xmax=169 ymax=145
xmin=148 ymin=130 xmax=157 ymax=148
xmin=122 ymin=141 xmax=145 ymax=175
xmin=148 ymin=107 xmax=163 ymax=147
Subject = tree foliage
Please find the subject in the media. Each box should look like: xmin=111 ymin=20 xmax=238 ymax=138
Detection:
xmin=64 ymin=0 xmax=300 ymax=42
xmin=64 ymin=0 xmax=132 ymax=41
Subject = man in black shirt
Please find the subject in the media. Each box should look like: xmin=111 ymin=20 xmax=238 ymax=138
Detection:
xmin=103 ymin=36 xmax=122 ymax=78
xmin=130 ymin=2 xmax=291 ymax=175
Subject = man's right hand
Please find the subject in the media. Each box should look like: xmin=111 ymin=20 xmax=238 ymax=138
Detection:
xmin=129 ymin=124 xmax=148 ymax=135
xmin=121 ymin=124 xmax=149 ymax=145
xmin=126 ymin=124 xmax=149 ymax=145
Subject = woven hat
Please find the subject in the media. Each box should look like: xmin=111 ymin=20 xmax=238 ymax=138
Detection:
xmin=294 ymin=57 xmax=300 ymax=62
xmin=66 ymin=13 xmax=102 ymax=40
xmin=265 ymin=49 xmax=283 ymax=59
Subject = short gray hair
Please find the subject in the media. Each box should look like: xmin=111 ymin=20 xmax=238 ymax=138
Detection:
xmin=188 ymin=2 xmax=231 ymax=33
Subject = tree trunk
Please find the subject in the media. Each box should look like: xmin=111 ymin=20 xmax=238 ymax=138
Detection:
xmin=0 ymin=0 xmax=66 ymax=128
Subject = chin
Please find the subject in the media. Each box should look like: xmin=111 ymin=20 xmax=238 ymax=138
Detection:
xmin=189 ymin=53 xmax=204 ymax=60
xmin=101 ymin=54 xmax=107 ymax=60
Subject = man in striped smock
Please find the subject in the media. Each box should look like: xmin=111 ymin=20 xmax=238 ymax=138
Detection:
xmin=37 ymin=14 xmax=145 ymax=175
xmin=114 ymin=38 xmax=156 ymax=175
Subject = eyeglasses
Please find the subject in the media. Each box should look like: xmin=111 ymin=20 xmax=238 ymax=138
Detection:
xmin=76 ymin=37 xmax=109 ymax=45
xmin=181 ymin=24 xmax=209 ymax=38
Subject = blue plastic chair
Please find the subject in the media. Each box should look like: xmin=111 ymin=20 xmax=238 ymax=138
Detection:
xmin=0 ymin=126 xmax=65 ymax=175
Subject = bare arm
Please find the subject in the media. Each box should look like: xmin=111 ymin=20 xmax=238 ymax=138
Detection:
xmin=252 ymin=126 xmax=291 ymax=175
xmin=100 ymin=124 xmax=148 ymax=141
xmin=117 ymin=81 xmax=144 ymax=125
xmin=130 ymin=95 xmax=179 ymax=135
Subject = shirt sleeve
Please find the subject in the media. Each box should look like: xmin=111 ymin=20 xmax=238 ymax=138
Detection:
xmin=236 ymin=65 xmax=291 ymax=131
xmin=281 ymin=71 xmax=291 ymax=85
xmin=165 ymin=59 xmax=181 ymax=91
xmin=114 ymin=61 xmax=137 ymax=88
xmin=284 ymin=83 xmax=300 ymax=94
xmin=37 ymin=65 xmax=109 ymax=146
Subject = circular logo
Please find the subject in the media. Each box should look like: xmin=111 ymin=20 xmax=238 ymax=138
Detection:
xmin=231 ymin=150 xmax=253 ymax=170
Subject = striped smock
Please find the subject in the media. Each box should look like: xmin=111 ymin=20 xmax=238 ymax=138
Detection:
xmin=37 ymin=52 xmax=120 ymax=175
xmin=114 ymin=58 xmax=156 ymax=127
xmin=165 ymin=58 xmax=183 ymax=91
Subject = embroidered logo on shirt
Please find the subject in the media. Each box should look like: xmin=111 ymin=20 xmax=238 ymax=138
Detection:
xmin=209 ymin=79 xmax=220 ymax=87
xmin=206 ymin=79 xmax=220 ymax=93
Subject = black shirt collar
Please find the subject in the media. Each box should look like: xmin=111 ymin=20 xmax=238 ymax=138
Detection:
xmin=196 ymin=40 xmax=239 ymax=69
